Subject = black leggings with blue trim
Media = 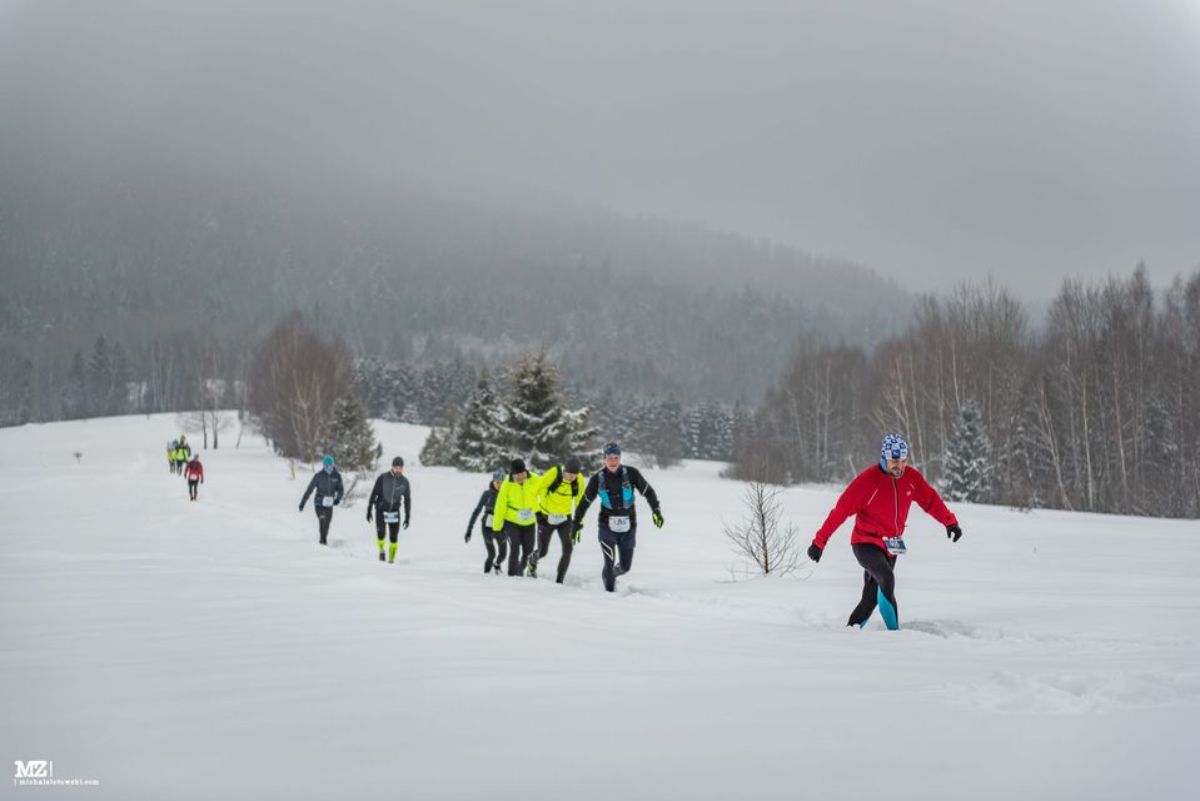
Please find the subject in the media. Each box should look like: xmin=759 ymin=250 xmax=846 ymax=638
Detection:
xmin=848 ymin=543 xmax=897 ymax=627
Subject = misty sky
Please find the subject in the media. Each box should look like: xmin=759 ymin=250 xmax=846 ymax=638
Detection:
xmin=2 ymin=0 xmax=1198 ymax=298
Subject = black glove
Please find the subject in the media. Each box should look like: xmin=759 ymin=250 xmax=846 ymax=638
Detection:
xmin=651 ymin=510 xmax=664 ymax=528
xmin=333 ymin=498 xmax=341 ymax=506
xmin=366 ymin=507 xmax=373 ymax=523
xmin=464 ymin=531 xmax=472 ymax=543
xmin=402 ymin=519 xmax=409 ymax=530
xmin=946 ymin=524 xmax=962 ymax=543
xmin=298 ymin=503 xmax=305 ymax=512
xmin=807 ymin=543 xmax=823 ymax=563
xmin=573 ymin=520 xmax=584 ymax=544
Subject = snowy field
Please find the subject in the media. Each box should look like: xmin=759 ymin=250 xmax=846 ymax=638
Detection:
xmin=2 ymin=414 xmax=1198 ymax=800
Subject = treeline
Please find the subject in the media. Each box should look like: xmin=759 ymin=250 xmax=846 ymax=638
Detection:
xmin=354 ymin=353 xmax=748 ymax=468
xmin=733 ymin=266 xmax=1200 ymax=519
xmin=0 ymin=330 xmax=244 ymax=426
xmin=0 ymin=155 xmax=908 ymax=420
xmin=0 ymin=308 xmax=745 ymax=469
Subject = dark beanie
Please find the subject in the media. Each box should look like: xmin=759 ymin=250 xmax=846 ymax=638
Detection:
xmin=392 ymin=456 xmax=404 ymax=467
xmin=510 ymin=458 xmax=527 ymax=475
xmin=564 ymin=456 xmax=582 ymax=474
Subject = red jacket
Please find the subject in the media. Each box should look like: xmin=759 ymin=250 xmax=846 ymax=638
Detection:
xmin=184 ymin=460 xmax=204 ymax=481
xmin=813 ymin=465 xmax=957 ymax=553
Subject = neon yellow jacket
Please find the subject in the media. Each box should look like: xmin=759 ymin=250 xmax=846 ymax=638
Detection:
xmin=535 ymin=465 xmax=585 ymax=518
xmin=492 ymin=472 xmax=543 ymax=531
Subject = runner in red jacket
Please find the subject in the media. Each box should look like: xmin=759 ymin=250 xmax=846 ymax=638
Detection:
xmin=184 ymin=455 xmax=205 ymax=501
xmin=806 ymin=433 xmax=963 ymax=630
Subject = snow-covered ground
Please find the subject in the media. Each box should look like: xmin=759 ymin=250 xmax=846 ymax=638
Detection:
xmin=2 ymin=415 xmax=1197 ymax=800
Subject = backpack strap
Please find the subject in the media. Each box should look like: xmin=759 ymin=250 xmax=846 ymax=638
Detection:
xmin=546 ymin=465 xmax=564 ymax=496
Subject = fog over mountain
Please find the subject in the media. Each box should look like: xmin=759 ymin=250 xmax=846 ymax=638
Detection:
xmin=3 ymin=0 xmax=1196 ymax=301
xmin=0 ymin=146 xmax=908 ymax=408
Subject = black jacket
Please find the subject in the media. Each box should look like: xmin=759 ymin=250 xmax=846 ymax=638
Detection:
xmin=573 ymin=465 xmax=659 ymax=528
xmin=467 ymin=486 xmax=499 ymax=532
xmin=369 ymin=472 xmax=411 ymax=521
xmin=300 ymin=468 xmax=344 ymax=510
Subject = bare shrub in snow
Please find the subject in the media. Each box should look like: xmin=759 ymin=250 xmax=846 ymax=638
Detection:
xmin=723 ymin=481 xmax=800 ymax=576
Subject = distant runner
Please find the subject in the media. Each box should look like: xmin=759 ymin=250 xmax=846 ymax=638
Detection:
xmin=299 ymin=455 xmax=344 ymax=546
xmin=184 ymin=453 xmax=204 ymax=501
xmin=366 ymin=457 xmax=411 ymax=564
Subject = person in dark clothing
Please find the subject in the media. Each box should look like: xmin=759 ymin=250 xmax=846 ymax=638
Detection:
xmin=367 ymin=456 xmax=411 ymax=563
xmin=572 ymin=442 xmax=663 ymax=592
xmin=299 ymin=455 xmax=345 ymax=545
xmin=466 ymin=469 xmax=507 ymax=574
xmin=806 ymin=433 xmax=962 ymax=630
xmin=184 ymin=455 xmax=204 ymax=501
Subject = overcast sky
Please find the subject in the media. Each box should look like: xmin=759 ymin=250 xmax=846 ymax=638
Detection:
xmin=2 ymin=0 xmax=1198 ymax=298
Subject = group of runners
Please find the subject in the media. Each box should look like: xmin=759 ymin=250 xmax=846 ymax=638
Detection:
xmin=166 ymin=435 xmax=205 ymax=501
xmin=462 ymin=442 xmax=662 ymax=590
xmin=293 ymin=432 xmax=962 ymax=625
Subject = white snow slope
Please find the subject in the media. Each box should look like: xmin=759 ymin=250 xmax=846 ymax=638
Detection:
xmin=2 ymin=415 xmax=1198 ymax=800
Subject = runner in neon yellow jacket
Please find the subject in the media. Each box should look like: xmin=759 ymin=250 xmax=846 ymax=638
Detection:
xmin=528 ymin=456 xmax=585 ymax=582
xmin=492 ymin=458 xmax=542 ymax=576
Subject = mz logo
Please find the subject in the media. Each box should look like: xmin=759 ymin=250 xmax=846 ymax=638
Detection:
xmin=14 ymin=760 xmax=52 ymax=779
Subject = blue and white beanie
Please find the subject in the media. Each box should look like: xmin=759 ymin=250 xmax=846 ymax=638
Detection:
xmin=879 ymin=433 xmax=909 ymax=468
xmin=491 ymin=468 xmax=506 ymax=483
xmin=322 ymin=454 xmax=335 ymax=471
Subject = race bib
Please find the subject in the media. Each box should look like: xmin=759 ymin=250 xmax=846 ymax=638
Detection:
xmin=883 ymin=537 xmax=907 ymax=555
xmin=608 ymin=515 xmax=631 ymax=533
xmin=517 ymin=509 xmax=534 ymax=522
xmin=547 ymin=514 xmax=568 ymax=525
xmin=383 ymin=511 xmax=400 ymax=524
xmin=321 ymin=496 xmax=334 ymax=508
xmin=483 ymin=514 xmax=494 ymax=527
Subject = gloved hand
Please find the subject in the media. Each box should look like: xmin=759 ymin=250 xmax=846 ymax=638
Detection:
xmin=652 ymin=510 xmax=664 ymax=528
xmin=334 ymin=499 xmax=341 ymax=506
xmin=946 ymin=524 xmax=962 ymax=543
xmin=403 ymin=519 xmax=410 ymax=530
xmin=464 ymin=530 xmax=472 ymax=543
xmin=572 ymin=520 xmax=584 ymax=544
xmin=366 ymin=507 xmax=373 ymax=523
xmin=298 ymin=503 xmax=305 ymax=513
xmin=807 ymin=543 xmax=823 ymax=563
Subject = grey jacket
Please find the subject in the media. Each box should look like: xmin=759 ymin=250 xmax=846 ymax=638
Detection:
xmin=369 ymin=472 xmax=411 ymax=521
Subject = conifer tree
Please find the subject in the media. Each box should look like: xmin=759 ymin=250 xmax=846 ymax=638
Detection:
xmin=564 ymin=403 xmax=600 ymax=470
xmin=64 ymin=350 xmax=87 ymax=419
xmin=499 ymin=352 xmax=566 ymax=469
xmin=419 ymin=423 xmax=456 ymax=467
xmin=941 ymin=399 xmax=993 ymax=503
xmin=452 ymin=371 xmax=504 ymax=472
xmin=499 ymin=351 xmax=593 ymax=470
xmin=322 ymin=395 xmax=382 ymax=472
